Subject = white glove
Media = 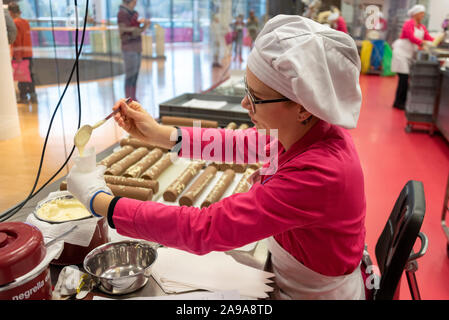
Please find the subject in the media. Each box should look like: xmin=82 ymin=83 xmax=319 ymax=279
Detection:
xmin=67 ymin=147 xmax=112 ymax=216
xmin=422 ymin=41 xmax=435 ymax=49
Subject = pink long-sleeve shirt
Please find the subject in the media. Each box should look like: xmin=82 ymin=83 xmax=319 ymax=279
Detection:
xmin=400 ymin=19 xmax=434 ymax=46
xmin=112 ymin=120 xmax=366 ymax=277
xmin=336 ymin=16 xmax=348 ymax=34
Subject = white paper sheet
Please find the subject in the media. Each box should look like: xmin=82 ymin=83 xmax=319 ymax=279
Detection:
xmin=93 ymin=290 xmax=241 ymax=300
xmin=152 ymin=248 xmax=274 ymax=299
xmin=182 ymin=99 xmax=227 ymax=110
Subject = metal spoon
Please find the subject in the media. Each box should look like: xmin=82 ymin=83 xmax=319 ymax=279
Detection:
xmin=74 ymin=98 xmax=132 ymax=155
xmin=45 ymin=225 xmax=78 ymax=248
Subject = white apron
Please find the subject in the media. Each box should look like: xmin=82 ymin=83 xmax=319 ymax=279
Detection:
xmin=391 ymin=26 xmax=425 ymax=74
xmin=266 ymin=237 xmax=366 ymax=300
xmin=249 ymin=169 xmax=365 ymax=300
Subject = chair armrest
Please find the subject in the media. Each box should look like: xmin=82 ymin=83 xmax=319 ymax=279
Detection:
xmin=408 ymin=232 xmax=428 ymax=262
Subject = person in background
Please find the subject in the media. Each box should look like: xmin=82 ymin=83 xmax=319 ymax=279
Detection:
xmin=117 ymin=0 xmax=150 ymax=102
xmin=442 ymin=14 xmax=449 ymax=47
xmin=246 ymin=10 xmax=259 ymax=49
xmin=3 ymin=0 xmax=17 ymax=45
xmin=9 ymin=2 xmax=37 ymax=104
xmin=232 ymin=14 xmax=245 ymax=62
xmin=303 ymin=0 xmax=322 ymax=21
xmin=391 ymin=5 xmax=434 ymax=110
xmin=210 ymin=14 xmax=227 ymax=68
xmin=442 ymin=14 xmax=449 ymax=31
xmin=327 ymin=10 xmax=348 ymax=34
xmin=67 ymin=15 xmax=367 ymax=300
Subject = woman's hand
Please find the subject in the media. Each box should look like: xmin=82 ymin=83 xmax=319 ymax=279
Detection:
xmin=422 ymin=40 xmax=435 ymax=49
xmin=113 ymin=99 xmax=177 ymax=149
xmin=113 ymin=99 xmax=159 ymax=143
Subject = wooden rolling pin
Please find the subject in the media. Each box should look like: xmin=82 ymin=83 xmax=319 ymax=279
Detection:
xmin=201 ymin=169 xmax=235 ymax=208
xmin=99 ymin=145 xmax=134 ymax=168
xmin=105 ymin=147 xmax=149 ymax=176
xmin=179 ymin=165 xmax=217 ymax=206
xmin=123 ymin=148 xmax=164 ymax=178
xmin=163 ymin=161 xmax=205 ymax=202
xmin=141 ymin=153 xmax=173 ymax=180
xmin=161 ymin=116 xmax=218 ymax=128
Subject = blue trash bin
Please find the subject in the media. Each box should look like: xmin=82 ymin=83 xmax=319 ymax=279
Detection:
xmin=370 ymin=40 xmax=385 ymax=71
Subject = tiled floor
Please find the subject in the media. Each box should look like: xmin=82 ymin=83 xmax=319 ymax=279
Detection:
xmin=1 ymin=43 xmax=449 ymax=299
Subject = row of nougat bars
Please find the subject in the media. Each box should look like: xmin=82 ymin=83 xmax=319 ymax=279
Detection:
xmin=158 ymin=119 xmax=258 ymax=206
xmin=60 ymin=118 xmax=257 ymax=203
xmin=60 ymin=138 xmax=168 ymax=201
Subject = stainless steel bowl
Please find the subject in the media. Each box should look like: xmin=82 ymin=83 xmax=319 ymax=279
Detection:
xmin=83 ymin=240 xmax=158 ymax=295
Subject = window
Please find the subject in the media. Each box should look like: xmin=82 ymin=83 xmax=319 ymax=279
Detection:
xmin=16 ymin=0 xmax=37 ymax=19
xmin=149 ymin=0 xmax=170 ymax=27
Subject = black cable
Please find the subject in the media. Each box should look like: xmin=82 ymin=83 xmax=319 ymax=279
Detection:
xmin=0 ymin=0 xmax=87 ymax=221
xmin=0 ymin=0 xmax=89 ymax=222
xmin=74 ymin=0 xmax=83 ymax=134
xmin=49 ymin=0 xmax=62 ymax=93
xmin=49 ymin=0 xmax=69 ymax=163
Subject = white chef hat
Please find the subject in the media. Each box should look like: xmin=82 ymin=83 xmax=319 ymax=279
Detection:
xmin=247 ymin=15 xmax=361 ymax=129
xmin=328 ymin=12 xmax=340 ymax=22
xmin=408 ymin=5 xmax=425 ymax=17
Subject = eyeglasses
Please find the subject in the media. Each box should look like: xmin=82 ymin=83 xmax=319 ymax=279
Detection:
xmin=244 ymin=76 xmax=290 ymax=114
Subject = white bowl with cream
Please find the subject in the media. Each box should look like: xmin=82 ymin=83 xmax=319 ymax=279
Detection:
xmin=34 ymin=194 xmax=92 ymax=224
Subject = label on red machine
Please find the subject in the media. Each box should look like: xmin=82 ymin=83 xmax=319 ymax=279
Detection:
xmin=0 ymin=268 xmax=52 ymax=300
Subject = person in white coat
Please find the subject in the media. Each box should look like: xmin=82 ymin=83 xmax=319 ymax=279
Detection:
xmin=3 ymin=1 xmax=17 ymax=44
xmin=210 ymin=14 xmax=227 ymax=68
xmin=391 ymin=5 xmax=434 ymax=110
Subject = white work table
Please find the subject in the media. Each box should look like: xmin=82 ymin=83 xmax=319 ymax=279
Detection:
xmin=7 ymin=143 xmax=271 ymax=300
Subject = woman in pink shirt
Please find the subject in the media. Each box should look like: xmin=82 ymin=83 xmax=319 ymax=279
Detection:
xmin=68 ymin=15 xmax=366 ymax=300
xmin=391 ymin=5 xmax=434 ymax=110
xmin=328 ymin=12 xmax=348 ymax=34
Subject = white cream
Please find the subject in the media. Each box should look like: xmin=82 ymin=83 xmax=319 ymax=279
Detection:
xmin=37 ymin=198 xmax=91 ymax=222
xmin=74 ymin=125 xmax=93 ymax=156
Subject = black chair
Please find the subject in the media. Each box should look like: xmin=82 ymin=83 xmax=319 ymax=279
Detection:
xmin=363 ymin=180 xmax=429 ymax=300
xmin=440 ymin=173 xmax=449 ymax=258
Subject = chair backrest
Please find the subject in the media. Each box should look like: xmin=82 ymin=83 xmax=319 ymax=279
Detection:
xmin=374 ymin=180 xmax=426 ymax=300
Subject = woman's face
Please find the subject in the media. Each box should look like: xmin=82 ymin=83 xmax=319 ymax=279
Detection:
xmin=128 ymin=0 xmax=137 ymax=9
xmin=242 ymin=68 xmax=298 ymax=133
xmin=414 ymin=12 xmax=425 ymax=23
